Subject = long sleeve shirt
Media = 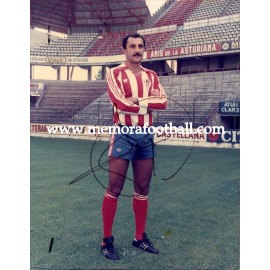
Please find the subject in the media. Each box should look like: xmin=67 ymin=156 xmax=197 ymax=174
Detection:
xmin=106 ymin=62 xmax=167 ymax=127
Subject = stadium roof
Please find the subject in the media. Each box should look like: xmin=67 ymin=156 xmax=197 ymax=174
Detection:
xmin=30 ymin=0 xmax=151 ymax=33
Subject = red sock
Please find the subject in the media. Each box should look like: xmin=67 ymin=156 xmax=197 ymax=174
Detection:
xmin=133 ymin=192 xmax=148 ymax=240
xmin=102 ymin=192 xmax=118 ymax=239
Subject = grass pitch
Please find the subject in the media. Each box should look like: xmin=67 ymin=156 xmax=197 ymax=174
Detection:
xmin=31 ymin=137 xmax=239 ymax=269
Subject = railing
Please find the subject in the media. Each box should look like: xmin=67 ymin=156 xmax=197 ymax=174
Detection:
xmin=30 ymin=68 xmax=240 ymax=127
xmin=31 ymin=95 xmax=238 ymax=129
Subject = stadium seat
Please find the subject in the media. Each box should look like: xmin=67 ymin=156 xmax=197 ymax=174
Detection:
xmin=30 ymin=32 xmax=98 ymax=57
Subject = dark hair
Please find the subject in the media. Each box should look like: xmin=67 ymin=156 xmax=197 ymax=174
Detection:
xmin=122 ymin=33 xmax=146 ymax=49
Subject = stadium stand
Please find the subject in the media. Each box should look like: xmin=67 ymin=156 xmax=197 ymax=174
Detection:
xmin=86 ymin=30 xmax=177 ymax=56
xmin=30 ymin=0 xmax=240 ymax=130
xmin=30 ymin=32 xmax=98 ymax=56
xmin=225 ymin=0 xmax=240 ymax=15
xmin=142 ymin=30 xmax=177 ymax=51
xmin=72 ymin=91 xmax=113 ymax=125
xmin=30 ymin=1 xmax=240 ymax=268
xmin=165 ymin=20 xmax=240 ymax=48
xmin=153 ymin=0 xmax=202 ymax=27
xmin=140 ymin=0 xmax=176 ymax=29
xmin=86 ymin=32 xmax=129 ymax=57
xmin=71 ymin=70 xmax=239 ymax=127
xmin=156 ymin=70 xmax=240 ymax=127
xmin=30 ymin=80 xmax=107 ymax=123
xmin=186 ymin=0 xmax=232 ymax=22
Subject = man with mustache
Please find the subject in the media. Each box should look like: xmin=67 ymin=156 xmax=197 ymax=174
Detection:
xmin=100 ymin=33 xmax=167 ymax=260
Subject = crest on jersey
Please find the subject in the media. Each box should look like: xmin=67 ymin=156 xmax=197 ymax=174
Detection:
xmin=123 ymin=79 xmax=129 ymax=83
xmin=144 ymin=79 xmax=152 ymax=89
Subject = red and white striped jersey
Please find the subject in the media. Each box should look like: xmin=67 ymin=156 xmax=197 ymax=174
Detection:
xmin=107 ymin=62 xmax=167 ymax=126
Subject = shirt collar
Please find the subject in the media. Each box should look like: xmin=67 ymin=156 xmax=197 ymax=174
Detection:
xmin=120 ymin=62 xmax=146 ymax=73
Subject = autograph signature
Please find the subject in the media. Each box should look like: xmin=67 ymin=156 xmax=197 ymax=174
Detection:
xmin=69 ymin=97 xmax=196 ymax=197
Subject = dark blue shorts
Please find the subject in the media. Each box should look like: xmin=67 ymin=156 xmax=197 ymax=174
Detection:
xmin=108 ymin=127 xmax=155 ymax=160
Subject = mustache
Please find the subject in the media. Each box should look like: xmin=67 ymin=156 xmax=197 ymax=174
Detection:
xmin=133 ymin=53 xmax=142 ymax=57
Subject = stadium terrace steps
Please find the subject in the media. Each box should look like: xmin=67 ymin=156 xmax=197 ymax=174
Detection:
xmin=72 ymin=93 xmax=113 ymax=125
xmin=219 ymin=0 xmax=234 ymax=16
xmin=149 ymin=0 xmax=178 ymax=28
xmin=143 ymin=31 xmax=177 ymax=52
xmin=161 ymin=26 xmax=184 ymax=50
xmin=70 ymin=70 xmax=239 ymax=127
xmin=30 ymin=1 xmax=239 ymax=59
xmin=140 ymin=0 xmax=176 ymax=29
xmin=186 ymin=0 xmax=232 ymax=22
xmin=86 ymin=32 xmax=129 ymax=57
xmin=30 ymin=71 xmax=239 ymax=126
xmin=30 ymin=80 xmax=107 ymax=124
xmin=165 ymin=21 xmax=240 ymax=49
xmin=153 ymin=0 xmax=203 ymax=27
xmin=30 ymin=33 xmax=98 ymax=57
xmin=86 ymin=30 xmax=178 ymax=56
xmin=156 ymin=71 xmax=240 ymax=127
xmin=80 ymin=35 xmax=100 ymax=56
xmin=224 ymin=0 xmax=240 ymax=15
